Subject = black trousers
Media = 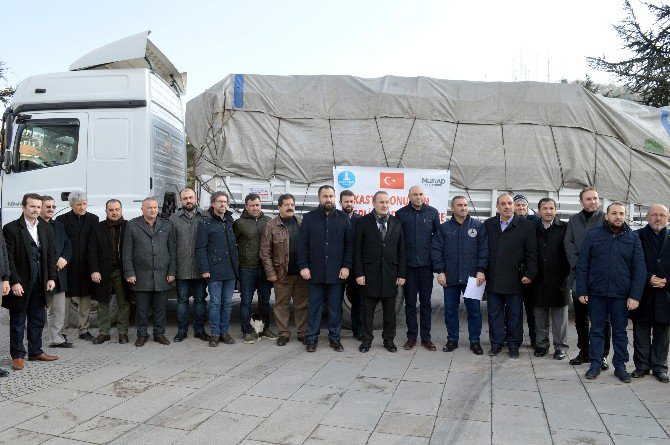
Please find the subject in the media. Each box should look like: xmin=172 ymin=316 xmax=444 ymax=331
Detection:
xmin=523 ymin=285 xmax=536 ymax=341
xmin=363 ymin=296 xmax=396 ymax=342
xmin=573 ymin=295 xmax=611 ymax=357
xmin=9 ymin=284 xmax=46 ymax=359
xmin=633 ymin=321 xmax=670 ymax=373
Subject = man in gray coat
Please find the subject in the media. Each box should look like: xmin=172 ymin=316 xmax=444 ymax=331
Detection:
xmin=564 ymin=186 xmax=611 ymax=369
xmin=170 ymin=188 xmax=211 ymax=343
xmin=123 ymin=197 xmax=177 ymax=347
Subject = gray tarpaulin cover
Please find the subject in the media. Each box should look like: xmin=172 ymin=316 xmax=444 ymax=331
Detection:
xmin=186 ymin=74 xmax=670 ymax=205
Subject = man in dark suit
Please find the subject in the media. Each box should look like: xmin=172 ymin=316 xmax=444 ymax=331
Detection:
xmin=483 ymin=194 xmax=537 ymax=358
xmin=298 ymin=185 xmax=354 ymax=353
xmin=56 ymin=191 xmax=99 ymax=341
xmin=632 ymin=204 xmax=670 ymax=383
xmin=354 ymin=191 xmax=406 ymax=353
xmin=340 ymin=189 xmax=364 ymax=340
xmin=3 ymin=193 xmax=58 ymax=371
xmin=89 ymin=199 xmax=130 ymax=345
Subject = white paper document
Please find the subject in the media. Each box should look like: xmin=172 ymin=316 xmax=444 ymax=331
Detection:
xmin=463 ymin=276 xmax=486 ymax=300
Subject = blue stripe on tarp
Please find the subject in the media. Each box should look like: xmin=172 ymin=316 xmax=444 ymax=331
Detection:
xmin=234 ymin=74 xmax=244 ymax=109
xmin=662 ymin=109 xmax=670 ymax=137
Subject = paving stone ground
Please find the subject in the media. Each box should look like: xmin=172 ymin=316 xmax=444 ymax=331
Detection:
xmin=0 ymin=284 xmax=669 ymax=445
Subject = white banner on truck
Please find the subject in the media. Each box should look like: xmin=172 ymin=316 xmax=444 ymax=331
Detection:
xmin=332 ymin=166 xmax=451 ymax=222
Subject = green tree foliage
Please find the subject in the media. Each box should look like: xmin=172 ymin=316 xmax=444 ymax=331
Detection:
xmin=587 ymin=1 xmax=670 ymax=107
xmin=0 ymin=61 xmax=14 ymax=106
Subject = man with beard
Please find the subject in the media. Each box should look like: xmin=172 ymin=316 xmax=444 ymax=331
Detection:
xmin=340 ymin=189 xmax=363 ymax=340
xmin=89 ymin=199 xmax=131 ymax=344
xmin=170 ymin=188 xmax=211 ymax=343
xmin=260 ymin=194 xmax=309 ymax=345
xmin=234 ymin=193 xmax=275 ymax=343
xmin=298 ymin=185 xmax=353 ymax=352
xmin=632 ymin=205 xmax=670 ymax=383
xmin=576 ymin=202 xmax=645 ymax=382
xmin=396 ymin=185 xmax=441 ymax=351
xmin=565 ymin=186 xmax=612 ymax=370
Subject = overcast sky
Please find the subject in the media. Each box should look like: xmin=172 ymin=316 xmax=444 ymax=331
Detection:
xmin=0 ymin=0 xmax=645 ymax=103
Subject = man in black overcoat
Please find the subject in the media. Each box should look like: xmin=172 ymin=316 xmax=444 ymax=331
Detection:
xmin=632 ymin=204 xmax=670 ymax=383
xmin=3 ymin=193 xmax=58 ymax=370
xmin=354 ymin=191 xmax=406 ymax=353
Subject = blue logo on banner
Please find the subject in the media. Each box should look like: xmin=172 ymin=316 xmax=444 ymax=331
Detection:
xmin=338 ymin=171 xmax=356 ymax=188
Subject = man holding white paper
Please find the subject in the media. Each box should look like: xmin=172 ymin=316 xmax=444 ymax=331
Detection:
xmin=431 ymin=196 xmax=488 ymax=355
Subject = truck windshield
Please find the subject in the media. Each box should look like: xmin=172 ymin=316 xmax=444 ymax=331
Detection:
xmin=15 ymin=120 xmax=79 ymax=172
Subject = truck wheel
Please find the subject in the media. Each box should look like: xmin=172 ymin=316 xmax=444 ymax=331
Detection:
xmin=341 ymin=285 xmax=404 ymax=330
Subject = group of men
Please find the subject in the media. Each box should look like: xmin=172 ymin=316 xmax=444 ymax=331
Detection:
xmin=0 ymin=184 xmax=668 ymax=386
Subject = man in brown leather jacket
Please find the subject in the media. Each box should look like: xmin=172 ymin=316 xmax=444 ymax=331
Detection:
xmin=259 ymin=194 xmax=308 ymax=346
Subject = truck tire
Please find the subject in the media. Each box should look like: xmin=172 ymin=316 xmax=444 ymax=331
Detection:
xmin=341 ymin=285 xmax=404 ymax=331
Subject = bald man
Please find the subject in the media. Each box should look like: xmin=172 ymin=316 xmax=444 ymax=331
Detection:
xmin=632 ymin=204 xmax=670 ymax=383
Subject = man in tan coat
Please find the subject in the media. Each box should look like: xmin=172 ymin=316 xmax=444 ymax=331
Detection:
xmin=259 ymin=194 xmax=308 ymax=346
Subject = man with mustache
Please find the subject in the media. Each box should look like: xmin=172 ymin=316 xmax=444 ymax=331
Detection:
xmin=260 ymin=194 xmax=308 ymax=345
xmin=576 ymin=202 xmax=646 ymax=382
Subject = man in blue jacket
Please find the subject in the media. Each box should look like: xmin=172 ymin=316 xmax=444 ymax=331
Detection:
xmin=196 ymin=192 xmax=240 ymax=348
xmin=431 ymin=196 xmax=488 ymax=355
xmin=576 ymin=202 xmax=646 ymax=382
xmin=396 ymin=185 xmax=441 ymax=351
xmin=298 ymin=185 xmax=353 ymax=353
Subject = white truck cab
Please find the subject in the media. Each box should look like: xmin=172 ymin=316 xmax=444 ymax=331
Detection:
xmin=0 ymin=31 xmax=187 ymax=222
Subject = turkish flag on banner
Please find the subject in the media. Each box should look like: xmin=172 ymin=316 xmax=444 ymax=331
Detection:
xmin=380 ymin=172 xmax=405 ymax=189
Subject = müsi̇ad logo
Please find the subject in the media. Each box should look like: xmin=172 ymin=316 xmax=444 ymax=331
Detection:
xmin=421 ymin=177 xmax=446 ymax=187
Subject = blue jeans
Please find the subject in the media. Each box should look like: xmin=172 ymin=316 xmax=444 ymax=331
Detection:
xmin=176 ymin=279 xmax=207 ymax=334
xmin=208 ymin=279 xmax=235 ymax=336
xmin=9 ymin=283 xmax=46 ymax=359
xmin=307 ymin=283 xmax=343 ymax=342
xmin=588 ymin=295 xmax=629 ymax=370
xmin=488 ymin=292 xmax=523 ymax=350
xmin=239 ymin=267 xmax=272 ymax=334
xmin=444 ymin=284 xmax=482 ymax=344
xmin=135 ymin=290 xmax=168 ymax=338
xmin=405 ymin=266 xmax=434 ymax=341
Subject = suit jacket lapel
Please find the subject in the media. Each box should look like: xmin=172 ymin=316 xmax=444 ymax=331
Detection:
xmin=19 ymin=221 xmax=33 ymax=257
xmin=370 ymin=216 xmax=382 ymax=242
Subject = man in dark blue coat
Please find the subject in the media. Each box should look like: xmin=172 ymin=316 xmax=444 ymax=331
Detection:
xmin=576 ymin=202 xmax=646 ymax=382
xmin=40 ymin=196 xmax=73 ymax=348
xmin=483 ymin=194 xmax=537 ymax=358
xmin=340 ymin=190 xmax=364 ymax=340
xmin=396 ymin=185 xmax=441 ymax=351
xmin=432 ymin=196 xmax=488 ymax=355
xmin=298 ymin=185 xmax=353 ymax=352
xmin=632 ymin=204 xmax=670 ymax=383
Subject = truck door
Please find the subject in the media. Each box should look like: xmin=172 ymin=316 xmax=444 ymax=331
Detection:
xmin=2 ymin=112 xmax=88 ymax=221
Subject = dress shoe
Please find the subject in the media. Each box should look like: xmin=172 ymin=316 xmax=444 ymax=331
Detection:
xmin=601 ymin=357 xmax=610 ymax=371
xmin=569 ymin=352 xmax=589 ymax=366
xmin=92 ymin=334 xmax=111 ymax=345
xmin=470 ymin=343 xmax=484 ymax=355
xmin=276 ymin=336 xmax=289 ymax=346
xmin=384 ymin=339 xmax=398 ymax=353
xmin=585 ymin=366 xmax=601 ymax=380
xmin=154 ymin=336 xmax=170 ymax=345
xmin=509 ymin=349 xmax=520 ymax=359
xmin=653 ymin=371 xmax=670 ymax=383
xmin=329 ymin=339 xmax=344 ymax=352
xmin=530 ymin=340 xmax=538 ymax=350
xmin=298 ymin=336 xmax=307 ymax=345
xmin=403 ymin=339 xmax=416 ymax=350
xmin=119 ymin=334 xmax=129 ymax=344
xmin=173 ymin=332 xmax=187 ymax=342
xmin=50 ymin=341 xmax=74 ymax=348
xmin=359 ymin=341 xmax=371 ymax=353
xmin=614 ymin=368 xmax=631 ymax=383
xmin=631 ymin=368 xmax=650 ymax=378
xmin=0 ymin=368 xmax=8 ymax=377
xmin=11 ymin=358 xmax=24 ymax=370
xmin=194 ymin=331 xmax=212 ymax=341
xmin=28 ymin=353 xmax=58 ymax=361
xmin=306 ymin=340 xmax=317 ymax=352
xmin=443 ymin=341 xmax=458 ymax=352
xmin=553 ymin=350 xmax=567 ymax=360
xmin=421 ymin=340 xmax=436 ymax=351
xmin=488 ymin=345 xmax=502 ymax=356
xmin=135 ymin=336 xmax=148 ymax=347
xmin=353 ymin=331 xmax=364 ymax=342
xmin=220 ymin=333 xmax=235 ymax=345
xmin=79 ymin=332 xmax=94 ymax=341
xmin=534 ymin=347 xmax=548 ymax=357
xmin=208 ymin=337 xmax=220 ymax=347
